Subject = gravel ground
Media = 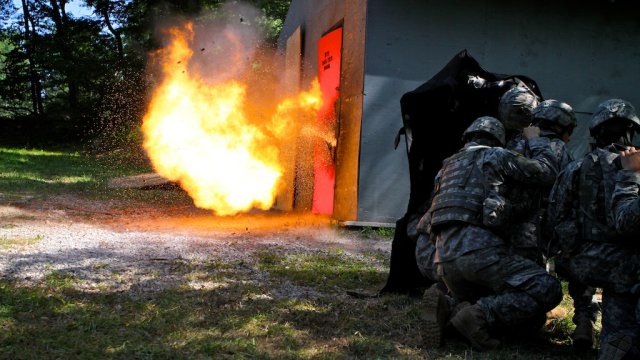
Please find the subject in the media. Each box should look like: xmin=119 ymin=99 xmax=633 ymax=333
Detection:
xmin=0 ymin=194 xmax=392 ymax=298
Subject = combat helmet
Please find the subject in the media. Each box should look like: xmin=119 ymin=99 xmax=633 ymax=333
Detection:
xmin=590 ymin=99 xmax=640 ymax=136
xmin=498 ymin=84 xmax=540 ymax=131
xmin=531 ymin=99 xmax=577 ymax=129
xmin=463 ymin=116 xmax=506 ymax=146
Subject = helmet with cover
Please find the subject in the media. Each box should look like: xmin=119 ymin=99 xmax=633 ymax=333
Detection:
xmin=498 ymin=84 xmax=541 ymax=131
xmin=463 ymin=116 xmax=506 ymax=146
xmin=531 ymin=99 xmax=577 ymax=130
xmin=589 ymin=99 xmax=640 ymax=146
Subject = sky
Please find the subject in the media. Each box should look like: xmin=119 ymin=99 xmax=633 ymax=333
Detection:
xmin=11 ymin=0 xmax=95 ymax=18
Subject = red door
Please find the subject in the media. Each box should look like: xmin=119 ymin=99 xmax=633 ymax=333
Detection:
xmin=313 ymin=27 xmax=342 ymax=215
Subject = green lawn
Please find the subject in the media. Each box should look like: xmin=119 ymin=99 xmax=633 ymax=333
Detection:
xmin=0 ymin=147 xmax=191 ymax=206
xmin=0 ymin=148 xmax=130 ymax=192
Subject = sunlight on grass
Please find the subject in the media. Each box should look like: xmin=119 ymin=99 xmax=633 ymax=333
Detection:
xmin=0 ymin=235 xmax=43 ymax=249
xmin=0 ymin=146 xmax=188 ymax=207
xmin=0 ymin=148 xmax=98 ymax=193
xmin=0 ymin=172 xmax=92 ymax=184
xmin=45 ymin=175 xmax=93 ymax=184
xmin=0 ymin=148 xmax=80 ymax=157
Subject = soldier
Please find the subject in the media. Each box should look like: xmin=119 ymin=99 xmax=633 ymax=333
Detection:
xmin=498 ymin=83 xmax=541 ymax=153
xmin=611 ymin=146 xmax=640 ymax=233
xmin=532 ymin=100 xmax=599 ymax=351
xmin=499 ymin=87 xmax=599 ymax=350
xmin=498 ymin=94 xmax=573 ymax=264
xmin=546 ymin=99 xmax=640 ymax=359
xmin=417 ymin=116 xmax=563 ymax=350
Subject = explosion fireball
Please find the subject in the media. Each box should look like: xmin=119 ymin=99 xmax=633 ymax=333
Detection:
xmin=142 ymin=23 xmax=322 ymax=216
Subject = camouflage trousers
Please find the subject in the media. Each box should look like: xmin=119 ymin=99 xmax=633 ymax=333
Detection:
xmin=438 ymin=246 xmax=562 ymax=330
xmin=415 ymin=233 xmax=439 ymax=283
xmin=598 ymin=290 xmax=640 ymax=360
xmin=562 ymin=242 xmax=640 ymax=294
xmin=561 ymin=242 xmax=640 ymax=359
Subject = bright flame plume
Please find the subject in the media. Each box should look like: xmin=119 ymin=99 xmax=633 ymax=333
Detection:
xmin=143 ymin=23 xmax=322 ymax=216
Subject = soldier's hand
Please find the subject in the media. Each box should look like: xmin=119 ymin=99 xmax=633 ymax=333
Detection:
xmin=620 ymin=147 xmax=640 ymax=172
xmin=522 ymin=125 xmax=540 ymax=140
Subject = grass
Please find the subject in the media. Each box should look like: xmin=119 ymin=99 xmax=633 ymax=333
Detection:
xmin=0 ymin=254 xmax=592 ymax=360
xmin=257 ymin=248 xmax=387 ymax=292
xmin=0 ymin=148 xmax=112 ymax=192
xmin=1 ymin=254 xmax=404 ymax=359
xmin=0 ymin=146 xmax=597 ymax=359
xmin=0 ymin=146 xmax=192 ymax=207
xmin=0 ymin=235 xmax=43 ymax=249
xmin=358 ymin=226 xmax=395 ymax=239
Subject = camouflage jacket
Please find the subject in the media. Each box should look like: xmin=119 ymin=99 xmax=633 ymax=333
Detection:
xmin=611 ymin=169 xmax=640 ymax=234
xmin=505 ymin=132 xmax=572 ymax=251
xmin=428 ymin=140 xmax=557 ymax=259
xmin=546 ymin=146 xmax=630 ymax=256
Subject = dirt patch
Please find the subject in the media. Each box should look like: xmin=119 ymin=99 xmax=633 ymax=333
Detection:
xmin=0 ymin=194 xmax=391 ymax=296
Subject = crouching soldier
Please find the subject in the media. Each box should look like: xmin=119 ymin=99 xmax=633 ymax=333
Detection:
xmin=416 ymin=116 xmax=563 ymax=350
xmin=547 ymin=99 xmax=640 ymax=360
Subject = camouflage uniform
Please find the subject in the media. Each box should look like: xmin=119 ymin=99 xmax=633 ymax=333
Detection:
xmin=410 ymin=209 xmax=438 ymax=283
xmin=499 ymin=87 xmax=546 ymax=264
xmin=506 ymin=129 xmax=572 ymax=263
xmin=607 ymin=160 xmax=640 ymax=360
xmin=508 ymin=99 xmax=598 ymax=349
xmin=546 ymin=99 xmax=640 ymax=359
xmin=415 ymin=233 xmax=438 ymax=283
xmin=498 ymin=93 xmax=574 ymax=258
xmin=611 ymin=168 xmax=640 ymax=234
xmin=419 ymin=116 xmax=562 ymax=337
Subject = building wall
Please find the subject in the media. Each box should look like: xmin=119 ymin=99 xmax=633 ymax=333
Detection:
xmin=280 ymin=0 xmax=640 ymax=225
xmin=360 ymin=0 xmax=640 ymax=223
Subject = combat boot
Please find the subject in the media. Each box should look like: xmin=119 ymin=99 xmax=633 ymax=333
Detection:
xmin=572 ymin=316 xmax=594 ymax=351
xmin=420 ymin=283 xmax=450 ymax=348
xmin=450 ymin=303 xmax=500 ymax=351
xmin=444 ymin=301 xmax=470 ymax=336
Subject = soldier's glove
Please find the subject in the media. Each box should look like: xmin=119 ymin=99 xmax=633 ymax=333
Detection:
xmin=483 ymin=196 xmax=509 ymax=228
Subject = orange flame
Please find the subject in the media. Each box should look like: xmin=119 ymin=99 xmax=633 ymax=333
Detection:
xmin=142 ymin=23 xmax=322 ymax=216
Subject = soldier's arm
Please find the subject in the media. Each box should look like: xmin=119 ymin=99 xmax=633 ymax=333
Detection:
xmin=495 ymin=145 xmax=558 ymax=185
xmin=481 ymin=148 xmax=550 ymax=228
xmin=611 ymin=148 xmax=640 ymax=233
xmin=522 ymin=136 xmax=560 ymax=185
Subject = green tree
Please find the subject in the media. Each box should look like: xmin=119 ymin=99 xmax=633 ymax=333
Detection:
xmin=0 ymin=0 xmax=291 ymax=147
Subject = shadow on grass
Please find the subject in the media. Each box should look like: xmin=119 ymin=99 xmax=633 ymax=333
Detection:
xmin=0 ymin=243 xmax=593 ymax=360
xmin=0 ymin=275 xmax=408 ymax=359
xmin=0 ymin=280 xmax=591 ymax=360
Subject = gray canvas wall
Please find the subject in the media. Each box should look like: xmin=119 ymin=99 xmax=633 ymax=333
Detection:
xmin=359 ymin=0 xmax=640 ymax=223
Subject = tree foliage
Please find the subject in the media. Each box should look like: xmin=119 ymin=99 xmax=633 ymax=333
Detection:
xmin=0 ymin=0 xmax=291 ymax=148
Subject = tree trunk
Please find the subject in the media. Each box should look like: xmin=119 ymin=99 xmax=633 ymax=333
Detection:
xmin=20 ymin=0 xmax=44 ymax=115
xmin=49 ymin=0 xmax=79 ymax=111
xmin=102 ymin=7 xmax=124 ymax=61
